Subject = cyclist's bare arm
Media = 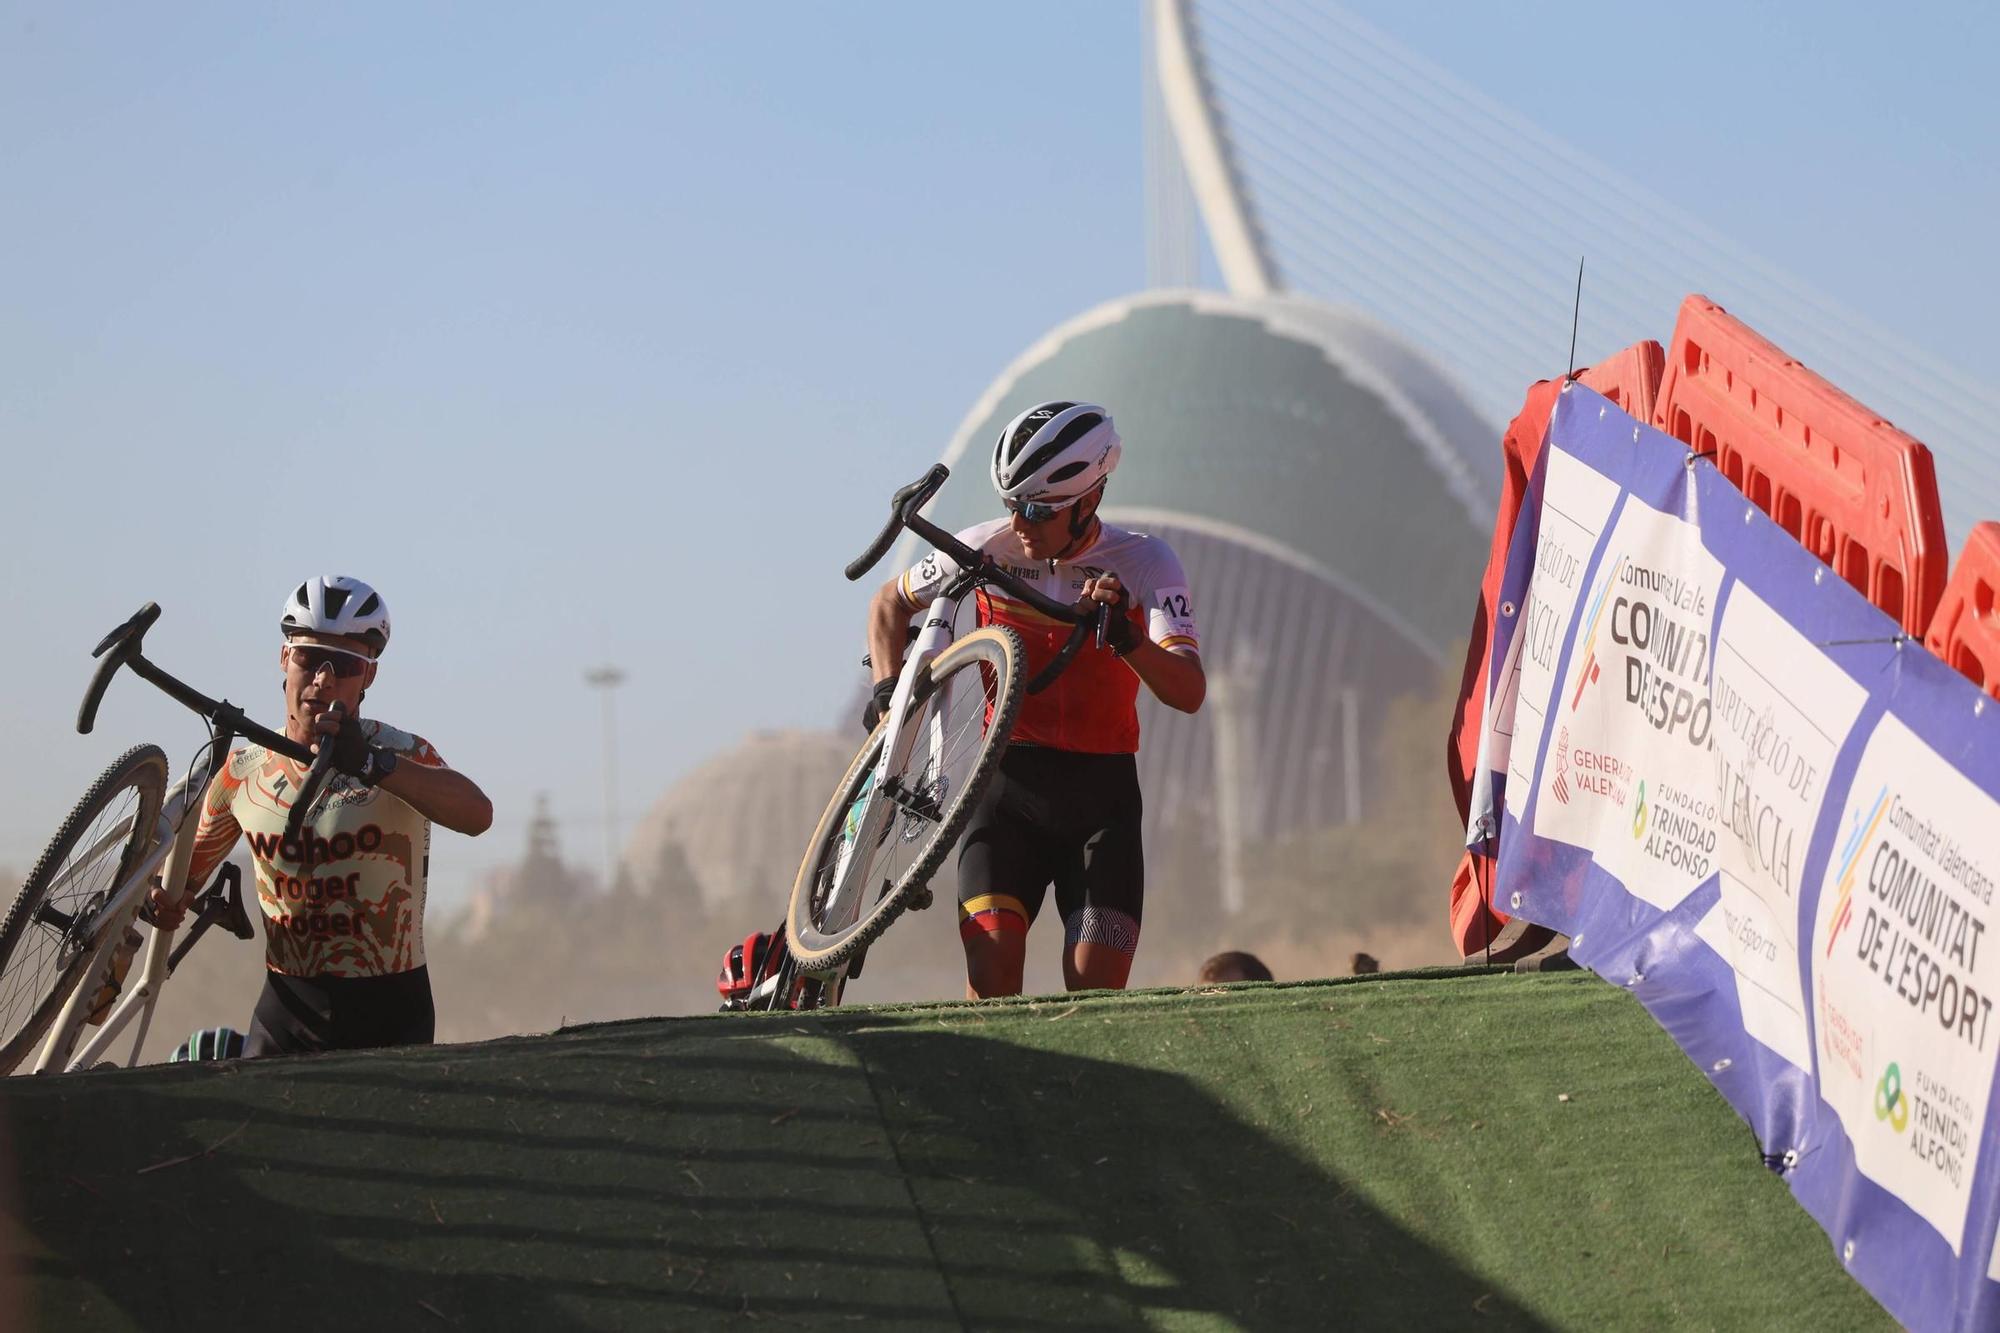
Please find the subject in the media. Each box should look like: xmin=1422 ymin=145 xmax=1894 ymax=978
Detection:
xmin=372 ymin=762 xmax=492 ymax=836
xmin=1081 ymin=575 xmax=1205 ymax=714
xmin=1118 ymin=635 xmax=1205 ymax=712
xmin=866 ymin=576 xmax=915 ymax=686
xmin=299 ymin=711 xmax=493 ymax=836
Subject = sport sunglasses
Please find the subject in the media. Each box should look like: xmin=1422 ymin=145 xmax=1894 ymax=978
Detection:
xmin=285 ymin=642 xmax=373 ymax=679
xmin=1002 ymin=495 xmax=1077 ymax=523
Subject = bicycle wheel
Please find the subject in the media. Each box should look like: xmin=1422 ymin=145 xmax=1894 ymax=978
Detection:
xmin=786 ymin=626 xmax=1022 ymax=972
xmin=0 ymin=745 xmax=169 ymax=1074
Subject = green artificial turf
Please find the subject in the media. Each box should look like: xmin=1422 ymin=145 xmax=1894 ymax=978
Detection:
xmin=0 ymin=971 xmax=1892 ymax=1331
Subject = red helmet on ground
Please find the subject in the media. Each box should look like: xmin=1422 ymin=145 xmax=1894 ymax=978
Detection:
xmin=716 ymin=930 xmax=784 ymax=1003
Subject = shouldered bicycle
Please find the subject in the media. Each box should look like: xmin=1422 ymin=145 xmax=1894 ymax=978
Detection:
xmin=0 ymin=604 xmax=353 ymax=1073
xmin=736 ymin=464 xmax=1108 ymax=1011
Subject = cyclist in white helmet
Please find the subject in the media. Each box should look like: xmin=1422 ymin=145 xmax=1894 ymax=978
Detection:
xmin=865 ymin=401 xmax=1205 ymax=998
xmin=146 ymin=575 xmax=492 ymax=1056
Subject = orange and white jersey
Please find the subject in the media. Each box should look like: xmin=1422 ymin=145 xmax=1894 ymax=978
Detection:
xmin=182 ymin=720 xmax=447 ymax=978
xmin=898 ymin=517 xmax=1200 ymax=754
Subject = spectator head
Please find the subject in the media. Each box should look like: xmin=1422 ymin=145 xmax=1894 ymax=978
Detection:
xmin=1351 ymin=951 xmax=1381 ymax=975
xmin=1199 ymin=951 xmax=1274 ymax=984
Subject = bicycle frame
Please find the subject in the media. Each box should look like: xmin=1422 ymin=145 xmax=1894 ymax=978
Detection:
xmin=811 ymin=588 xmax=965 ymax=956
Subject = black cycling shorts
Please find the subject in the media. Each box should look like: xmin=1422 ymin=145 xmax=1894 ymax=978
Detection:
xmin=956 ymin=746 xmax=1143 ymax=954
xmin=244 ymin=966 xmax=436 ymax=1059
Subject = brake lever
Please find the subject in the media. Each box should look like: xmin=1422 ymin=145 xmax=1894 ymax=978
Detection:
xmin=282 ymin=701 xmax=347 ymax=846
xmin=1026 ymin=608 xmax=1097 ymax=696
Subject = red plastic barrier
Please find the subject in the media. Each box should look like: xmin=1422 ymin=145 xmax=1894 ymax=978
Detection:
xmin=1447 ymin=379 xmax=1561 ymax=819
xmin=1653 ymin=295 xmax=1947 ymax=634
xmin=1447 ymin=344 xmax=1664 ymax=957
xmin=1924 ymin=522 xmax=2000 ymax=699
xmin=1448 ymin=341 xmax=1662 ymax=824
xmin=1577 ymin=338 xmax=1664 ymax=426
xmin=1446 ymin=378 xmax=1563 ymax=955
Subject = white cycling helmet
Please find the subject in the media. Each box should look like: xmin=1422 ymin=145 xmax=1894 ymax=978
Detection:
xmin=281 ymin=575 xmax=391 ymax=653
xmin=990 ymin=400 xmax=1121 ymax=507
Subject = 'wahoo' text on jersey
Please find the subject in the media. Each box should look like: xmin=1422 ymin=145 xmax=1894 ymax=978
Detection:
xmin=184 ymin=719 xmax=446 ymax=978
xmin=898 ymin=518 xmax=1200 ymax=753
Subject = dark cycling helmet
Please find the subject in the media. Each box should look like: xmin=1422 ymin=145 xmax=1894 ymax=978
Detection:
xmin=170 ymin=1026 xmax=246 ymax=1062
xmin=717 ymin=930 xmax=786 ymax=1005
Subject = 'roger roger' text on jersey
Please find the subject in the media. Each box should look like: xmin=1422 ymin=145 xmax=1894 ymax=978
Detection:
xmin=898 ymin=518 xmax=1200 ymax=754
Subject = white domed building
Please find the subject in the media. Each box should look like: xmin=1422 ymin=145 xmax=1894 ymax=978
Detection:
xmin=619 ymin=730 xmax=856 ymax=912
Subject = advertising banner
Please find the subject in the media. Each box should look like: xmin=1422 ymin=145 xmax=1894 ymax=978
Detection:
xmin=1475 ymin=384 xmax=2000 ymax=1332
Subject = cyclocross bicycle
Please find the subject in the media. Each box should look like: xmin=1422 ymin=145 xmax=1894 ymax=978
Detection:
xmin=0 ymin=604 xmax=352 ymax=1074
xmin=741 ymin=464 xmax=1107 ymax=1012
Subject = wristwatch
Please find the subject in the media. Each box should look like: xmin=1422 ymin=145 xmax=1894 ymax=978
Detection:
xmin=358 ymin=746 xmax=400 ymax=784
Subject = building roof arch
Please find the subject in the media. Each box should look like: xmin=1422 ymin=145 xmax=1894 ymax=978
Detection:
xmin=910 ymin=288 xmax=1497 ymax=653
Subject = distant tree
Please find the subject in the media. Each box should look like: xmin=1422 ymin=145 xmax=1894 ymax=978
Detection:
xmin=509 ymin=793 xmax=588 ymax=906
xmin=630 ymin=833 xmax=706 ymax=919
xmin=428 ymin=796 xmax=727 ymax=1038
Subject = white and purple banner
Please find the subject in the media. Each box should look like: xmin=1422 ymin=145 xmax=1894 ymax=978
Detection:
xmin=1472 ymin=384 xmax=2000 ymax=1332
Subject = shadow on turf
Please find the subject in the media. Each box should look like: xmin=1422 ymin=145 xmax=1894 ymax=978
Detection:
xmin=839 ymin=1020 xmax=1546 ymax=1330
xmin=0 ymin=1016 xmax=1546 ymax=1330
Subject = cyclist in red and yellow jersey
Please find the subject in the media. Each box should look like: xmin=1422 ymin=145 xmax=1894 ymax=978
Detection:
xmin=149 ymin=576 xmax=491 ymax=1057
xmin=865 ymin=402 xmax=1204 ymax=998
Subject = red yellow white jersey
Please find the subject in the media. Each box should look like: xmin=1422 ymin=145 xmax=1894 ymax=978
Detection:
xmin=898 ymin=517 xmax=1200 ymax=754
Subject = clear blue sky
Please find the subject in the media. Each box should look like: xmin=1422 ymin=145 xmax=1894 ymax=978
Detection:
xmin=4 ymin=2 xmax=1994 ymax=909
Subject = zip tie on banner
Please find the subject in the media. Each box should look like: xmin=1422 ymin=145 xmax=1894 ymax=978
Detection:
xmin=1818 ymin=634 xmax=1910 ymax=648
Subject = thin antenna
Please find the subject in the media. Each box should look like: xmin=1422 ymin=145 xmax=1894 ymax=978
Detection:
xmin=583 ymin=664 xmax=627 ymax=892
xmin=1566 ymin=255 xmax=1585 ymax=378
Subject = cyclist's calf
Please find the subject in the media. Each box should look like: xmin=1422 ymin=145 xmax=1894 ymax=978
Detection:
xmin=1064 ymin=906 xmax=1138 ymax=991
xmin=959 ymin=893 xmax=1028 ymax=999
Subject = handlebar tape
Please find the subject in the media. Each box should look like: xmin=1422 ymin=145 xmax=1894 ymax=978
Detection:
xmin=846 ymin=464 xmax=949 ymax=581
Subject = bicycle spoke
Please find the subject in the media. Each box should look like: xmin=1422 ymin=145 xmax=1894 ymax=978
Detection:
xmin=0 ymin=782 xmax=144 ymax=1056
xmin=39 ymin=815 xmax=136 ymax=902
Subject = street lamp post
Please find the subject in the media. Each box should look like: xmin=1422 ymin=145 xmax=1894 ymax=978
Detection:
xmin=583 ymin=665 xmax=627 ymax=892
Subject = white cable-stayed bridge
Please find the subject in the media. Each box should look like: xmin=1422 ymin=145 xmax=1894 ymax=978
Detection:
xmin=1146 ymin=0 xmax=1999 ymax=548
